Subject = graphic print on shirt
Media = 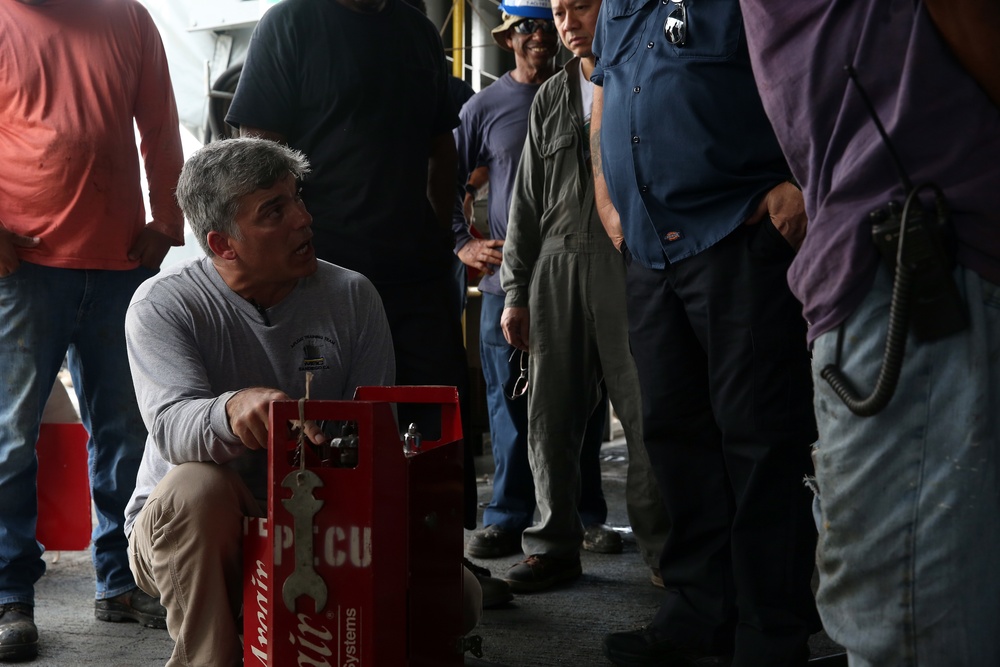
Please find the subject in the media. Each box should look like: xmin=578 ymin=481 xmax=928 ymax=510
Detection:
xmin=292 ymin=334 xmax=337 ymax=372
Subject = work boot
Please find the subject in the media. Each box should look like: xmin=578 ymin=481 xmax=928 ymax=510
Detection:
xmin=465 ymin=524 xmax=521 ymax=559
xmin=502 ymin=554 xmax=581 ymax=593
xmin=583 ymin=524 xmax=623 ymax=554
xmin=0 ymin=603 xmax=38 ymax=662
xmin=463 ymin=558 xmax=513 ymax=608
xmin=95 ymin=588 xmax=167 ymax=629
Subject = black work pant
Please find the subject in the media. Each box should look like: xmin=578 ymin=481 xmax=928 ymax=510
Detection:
xmin=625 ymin=221 xmax=820 ymax=666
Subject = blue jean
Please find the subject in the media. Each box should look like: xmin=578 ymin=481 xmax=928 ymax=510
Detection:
xmin=0 ymin=262 xmax=154 ymax=605
xmin=479 ymin=292 xmax=534 ymax=530
xmin=811 ymin=265 xmax=1000 ymax=667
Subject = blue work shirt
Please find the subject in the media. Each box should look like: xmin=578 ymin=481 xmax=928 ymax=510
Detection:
xmin=591 ymin=0 xmax=789 ymax=268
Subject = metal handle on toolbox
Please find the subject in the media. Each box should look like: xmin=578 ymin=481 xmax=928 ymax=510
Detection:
xmin=353 ymin=385 xmax=463 ymax=446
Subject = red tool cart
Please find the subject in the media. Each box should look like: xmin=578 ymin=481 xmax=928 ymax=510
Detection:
xmin=243 ymin=385 xmax=465 ymax=666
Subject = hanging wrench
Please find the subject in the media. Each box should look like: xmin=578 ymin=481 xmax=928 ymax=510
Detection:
xmin=280 ymin=469 xmax=328 ymax=613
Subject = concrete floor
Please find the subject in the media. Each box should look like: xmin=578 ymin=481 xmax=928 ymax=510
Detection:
xmin=23 ymin=436 xmax=845 ymax=666
xmin=466 ymin=439 xmax=845 ymax=667
xmin=30 ymin=551 xmax=172 ymax=666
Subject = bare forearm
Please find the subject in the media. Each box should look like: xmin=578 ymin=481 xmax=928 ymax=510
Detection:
xmin=590 ymin=86 xmax=624 ymax=249
xmin=466 ymin=166 xmax=490 ymax=196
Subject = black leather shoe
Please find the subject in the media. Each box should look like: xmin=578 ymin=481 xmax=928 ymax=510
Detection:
xmin=0 ymin=603 xmax=38 ymax=662
xmin=95 ymin=588 xmax=167 ymax=630
xmin=603 ymin=626 xmax=732 ymax=667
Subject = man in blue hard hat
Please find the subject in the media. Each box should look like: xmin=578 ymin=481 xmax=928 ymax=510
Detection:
xmin=455 ymin=0 xmax=629 ymax=584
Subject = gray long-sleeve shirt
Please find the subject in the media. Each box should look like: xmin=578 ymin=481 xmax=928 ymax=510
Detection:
xmin=123 ymin=257 xmax=395 ymax=534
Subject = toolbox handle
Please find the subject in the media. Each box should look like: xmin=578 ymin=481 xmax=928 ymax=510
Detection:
xmin=352 ymin=385 xmax=462 ymax=446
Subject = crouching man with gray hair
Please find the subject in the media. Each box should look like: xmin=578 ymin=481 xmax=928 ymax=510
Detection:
xmin=123 ymin=138 xmax=481 ymax=666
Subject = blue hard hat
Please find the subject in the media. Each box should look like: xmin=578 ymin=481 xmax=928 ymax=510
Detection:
xmin=497 ymin=0 xmax=553 ymax=19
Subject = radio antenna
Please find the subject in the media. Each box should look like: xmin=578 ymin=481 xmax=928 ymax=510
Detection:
xmin=845 ymin=64 xmax=913 ymax=193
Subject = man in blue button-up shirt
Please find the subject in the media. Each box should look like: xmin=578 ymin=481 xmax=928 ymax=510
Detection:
xmin=590 ymin=1 xmax=821 ymax=664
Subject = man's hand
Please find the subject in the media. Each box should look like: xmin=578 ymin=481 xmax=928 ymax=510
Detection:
xmin=501 ymin=306 xmax=530 ymax=351
xmin=0 ymin=223 xmax=40 ymax=277
xmin=226 ymin=387 xmax=293 ymax=451
xmin=597 ymin=201 xmax=625 ymax=252
xmin=289 ymin=419 xmax=327 ymax=446
xmin=745 ymin=181 xmax=807 ymax=250
xmin=128 ymin=226 xmax=174 ymax=270
xmin=457 ymin=237 xmax=504 ymax=275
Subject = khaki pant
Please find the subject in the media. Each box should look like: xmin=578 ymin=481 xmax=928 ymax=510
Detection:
xmin=128 ymin=463 xmax=262 ymax=666
xmin=129 ymin=462 xmax=481 ymax=666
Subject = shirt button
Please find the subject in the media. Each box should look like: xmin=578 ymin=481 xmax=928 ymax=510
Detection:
xmin=633 ymin=86 xmax=641 ymax=93
xmin=632 ymin=136 xmax=640 ymax=144
xmin=640 ymin=185 xmax=649 ymax=193
xmin=647 ymin=41 xmax=654 ymax=48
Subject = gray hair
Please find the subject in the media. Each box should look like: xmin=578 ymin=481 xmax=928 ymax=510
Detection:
xmin=175 ymin=138 xmax=311 ymax=256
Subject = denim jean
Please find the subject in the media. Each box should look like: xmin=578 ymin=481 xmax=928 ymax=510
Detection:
xmin=479 ymin=292 xmax=535 ymax=531
xmin=811 ymin=265 xmax=1000 ymax=667
xmin=0 ymin=262 xmax=154 ymax=605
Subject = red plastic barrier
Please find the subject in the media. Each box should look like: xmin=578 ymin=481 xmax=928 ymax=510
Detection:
xmin=36 ymin=423 xmax=92 ymax=551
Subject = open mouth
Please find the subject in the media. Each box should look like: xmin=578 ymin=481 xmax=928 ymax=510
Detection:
xmin=294 ymin=240 xmax=312 ymax=255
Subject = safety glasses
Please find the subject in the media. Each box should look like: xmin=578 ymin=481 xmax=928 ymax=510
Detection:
xmin=513 ymin=18 xmax=558 ymax=35
xmin=506 ymin=348 xmax=529 ymax=400
xmin=663 ymin=0 xmax=686 ymax=46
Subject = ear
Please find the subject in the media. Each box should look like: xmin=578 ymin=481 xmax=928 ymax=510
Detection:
xmin=505 ymin=30 xmax=514 ymax=50
xmin=206 ymin=230 xmax=238 ymax=260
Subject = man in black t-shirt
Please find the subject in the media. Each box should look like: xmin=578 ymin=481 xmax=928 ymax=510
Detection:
xmin=227 ymin=0 xmax=499 ymax=607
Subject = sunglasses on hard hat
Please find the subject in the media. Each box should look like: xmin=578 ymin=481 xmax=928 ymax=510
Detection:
xmin=512 ymin=18 xmax=557 ymax=35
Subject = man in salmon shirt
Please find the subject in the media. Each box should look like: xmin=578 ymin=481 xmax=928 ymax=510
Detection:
xmin=0 ymin=0 xmax=184 ymax=660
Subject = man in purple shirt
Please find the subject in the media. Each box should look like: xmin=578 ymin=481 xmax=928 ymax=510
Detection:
xmin=740 ymin=2 xmax=1000 ymax=665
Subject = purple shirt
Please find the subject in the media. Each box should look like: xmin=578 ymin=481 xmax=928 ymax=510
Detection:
xmin=453 ymin=72 xmax=544 ymax=296
xmin=739 ymin=1 xmax=1000 ymax=342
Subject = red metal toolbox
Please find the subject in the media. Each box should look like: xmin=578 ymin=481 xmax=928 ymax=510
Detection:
xmin=243 ymin=386 xmax=465 ymax=666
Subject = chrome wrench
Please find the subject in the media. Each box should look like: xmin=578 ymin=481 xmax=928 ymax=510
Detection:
xmin=280 ymin=469 xmax=328 ymax=613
